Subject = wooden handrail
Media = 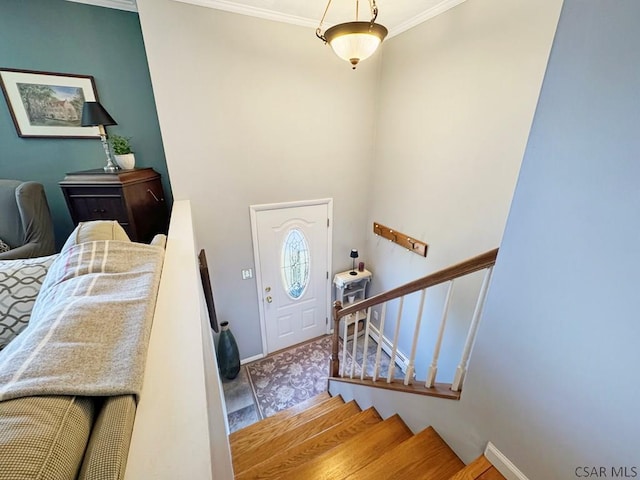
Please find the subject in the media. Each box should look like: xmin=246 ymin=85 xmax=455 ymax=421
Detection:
xmin=336 ymin=248 xmax=498 ymax=320
xmin=330 ymin=248 xmax=498 ymax=378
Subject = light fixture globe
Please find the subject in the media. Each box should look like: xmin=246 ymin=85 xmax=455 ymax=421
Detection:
xmin=316 ymin=0 xmax=387 ymax=69
xmin=324 ymin=21 xmax=388 ymax=69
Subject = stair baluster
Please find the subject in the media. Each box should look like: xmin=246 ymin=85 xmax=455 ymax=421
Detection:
xmin=360 ymin=307 xmax=373 ymax=380
xmin=387 ymin=296 xmax=404 ymax=383
xmin=451 ymin=266 xmax=494 ymax=392
xmin=349 ymin=313 xmax=359 ymax=378
xmin=404 ymin=288 xmax=427 ymax=386
xmin=425 ymin=279 xmax=455 ymax=388
xmin=371 ymin=302 xmax=387 ymax=382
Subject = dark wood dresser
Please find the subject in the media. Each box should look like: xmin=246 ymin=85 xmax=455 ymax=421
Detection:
xmin=60 ymin=168 xmax=169 ymax=243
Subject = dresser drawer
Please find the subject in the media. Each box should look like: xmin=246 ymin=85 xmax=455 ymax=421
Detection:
xmin=66 ymin=195 xmax=129 ymax=224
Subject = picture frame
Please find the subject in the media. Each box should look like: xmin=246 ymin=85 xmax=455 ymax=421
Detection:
xmin=198 ymin=249 xmax=219 ymax=333
xmin=0 ymin=68 xmax=100 ymax=138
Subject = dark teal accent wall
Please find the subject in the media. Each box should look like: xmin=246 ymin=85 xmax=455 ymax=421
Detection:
xmin=0 ymin=0 xmax=172 ymax=248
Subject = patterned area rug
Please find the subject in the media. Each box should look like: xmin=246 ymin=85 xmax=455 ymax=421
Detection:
xmin=245 ymin=334 xmax=405 ymax=419
xmin=246 ymin=335 xmax=334 ymax=418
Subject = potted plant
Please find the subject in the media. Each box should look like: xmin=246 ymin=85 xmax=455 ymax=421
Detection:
xmin=109 ymin=134 xmax=136 ymax=170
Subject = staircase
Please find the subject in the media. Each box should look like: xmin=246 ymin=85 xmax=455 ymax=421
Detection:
xmin=329 ymin=249 xmax=498 ymax=398
xmin=230 ymin=393 xmax=505 ymax=479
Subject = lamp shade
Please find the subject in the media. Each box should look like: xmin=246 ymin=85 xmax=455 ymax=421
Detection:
xmin=324 ymin=22 xmax=388 ymax=68
xmin=81 ymin=101 xmax=117 ymax=127
xmin=350 ymin=249 xmax=359 ymax=259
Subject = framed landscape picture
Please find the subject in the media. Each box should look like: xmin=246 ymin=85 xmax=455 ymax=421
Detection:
xmin=0 ymin=68 xmax=100 ymax=138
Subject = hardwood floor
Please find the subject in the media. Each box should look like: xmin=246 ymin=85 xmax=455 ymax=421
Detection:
xmin=230 ymin=393 xmax=506 ymax=480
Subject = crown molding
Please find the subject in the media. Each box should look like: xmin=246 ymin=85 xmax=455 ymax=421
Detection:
xmin=65 ymin=0 xmax=137 ymax=12
xmin=172 ymin=0 xmax=466 ymax=36
xmin=173 ymin=0 xmax=317 ymax=29
xmin=64 ymin=0 xmax=466 ymax=36
xmin=388 ymin=0 xmax=466 ymax=38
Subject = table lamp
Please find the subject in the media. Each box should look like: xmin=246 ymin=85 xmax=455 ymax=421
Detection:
xmin=81 ymin=101 xmax=118 ymax=173
xmin=350 ymin=249 xmax=359 ymax=275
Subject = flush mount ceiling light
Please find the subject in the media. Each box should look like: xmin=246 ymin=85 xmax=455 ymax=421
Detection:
xmin=316 ymin=0 xmax=388 ymax=70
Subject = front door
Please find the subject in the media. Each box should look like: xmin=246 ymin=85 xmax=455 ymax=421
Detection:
xmin=251 ymin=200 xmax=332 ymax=354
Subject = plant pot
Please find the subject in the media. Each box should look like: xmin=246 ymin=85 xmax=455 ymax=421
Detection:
xmin=114 ymin=153 xmax=135 ymax=170
xmin=217 ymin=321 xmax=240 ymax=380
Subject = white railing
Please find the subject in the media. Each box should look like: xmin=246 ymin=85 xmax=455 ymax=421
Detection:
xmin=331 ymin=249 xmax=498 ymax=397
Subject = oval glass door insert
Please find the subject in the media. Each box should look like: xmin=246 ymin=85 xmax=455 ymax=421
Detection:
xmin=281 ymin=228 xmax=310 ymax=299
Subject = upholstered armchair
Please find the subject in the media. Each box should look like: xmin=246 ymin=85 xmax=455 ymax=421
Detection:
xmin=0 ymin=180 xmax=56 ymax=260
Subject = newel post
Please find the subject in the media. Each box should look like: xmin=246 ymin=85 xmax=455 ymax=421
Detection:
xmin=330 ymin=301 xmax=343 ymax=377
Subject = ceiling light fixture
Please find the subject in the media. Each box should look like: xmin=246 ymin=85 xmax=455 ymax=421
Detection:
xmin=316 ymin=0 xmax=388 ymax=70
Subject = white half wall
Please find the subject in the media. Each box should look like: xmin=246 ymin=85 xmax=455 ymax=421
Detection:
xmin=126 ymin=200 xmax=232 ymax=479
xmin=137 ymin=0 xmax=380 ymax=358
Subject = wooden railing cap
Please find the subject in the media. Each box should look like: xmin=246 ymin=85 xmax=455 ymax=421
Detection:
xmin=335 ymin=248 xmax=498 ymax=320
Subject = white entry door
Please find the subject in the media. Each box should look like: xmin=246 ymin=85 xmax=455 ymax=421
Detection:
xmin=251 ymin=200 xmax=332 ymax=354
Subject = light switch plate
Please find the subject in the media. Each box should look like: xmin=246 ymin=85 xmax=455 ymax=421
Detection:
xmin=241 ymin=268 xmax=253 ymax=280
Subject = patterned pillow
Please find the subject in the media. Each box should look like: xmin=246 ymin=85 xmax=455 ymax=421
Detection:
xmin=0 ymin=254 xmax=57 ymax=350
xmin=0 ymin=238 xmax=11 ymax=253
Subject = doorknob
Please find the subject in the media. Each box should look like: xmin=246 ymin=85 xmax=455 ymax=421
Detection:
xmin=266 ymin=296 xmax=273 ymax=303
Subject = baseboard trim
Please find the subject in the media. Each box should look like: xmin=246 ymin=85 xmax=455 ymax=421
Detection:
xmin=485 ymin=442 xmax=530 ymax=480
xmin=240 ymin=353 xmax=263 ymax=365
xmin=367 ymin=324 xmax=409 ymax=373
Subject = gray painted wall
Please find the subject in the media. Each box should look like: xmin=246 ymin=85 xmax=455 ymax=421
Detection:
xmin=0 ymin=0 xmax=171 ymax=248
xmin=364 ymin=0 xmax=562 ymax=382
xmin=136 ymin=0 xmax=563 ymax=363
xmin=137 ymin=0 xmax=378 ymax=360
xmin=335 ymin=1 xmax=640 ymax=477
xmin=469 ymin=0 xmax=640 ymax=476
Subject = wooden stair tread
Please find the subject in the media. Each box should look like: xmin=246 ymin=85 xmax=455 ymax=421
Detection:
xmin=448 ymin=455 xmax=495 ymax=480
xmin=344 ymin=426 xmax=464 ymax=480
xmin=276 ymin=414 xmax=413 ymax=480
xmin=229 ymin=392 xmax=329 ymax=442
xmin=230 ymin=394 xmax=342 ymax=454
xmin=236 ymin=407 xmax=383 ymax=480
xmin=232 ymin=400 xmax=362 ymax=474
xmin=478 ymin=467 xmax=506 ymax=480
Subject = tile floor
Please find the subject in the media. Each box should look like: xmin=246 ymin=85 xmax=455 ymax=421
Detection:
xmin=221 ymin=366 xmax=261 ymax=433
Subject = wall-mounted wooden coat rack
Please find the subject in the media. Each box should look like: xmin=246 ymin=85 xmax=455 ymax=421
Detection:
xmin=373 ymin=222 xmax=428 ymax=257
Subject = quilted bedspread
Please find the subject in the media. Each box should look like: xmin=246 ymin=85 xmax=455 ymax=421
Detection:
xmin=0 ymin=239 xmax=164 ymax=402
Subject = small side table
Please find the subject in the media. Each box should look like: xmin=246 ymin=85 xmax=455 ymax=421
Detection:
xmin=333 ymin=269 xmax=372 ymax=341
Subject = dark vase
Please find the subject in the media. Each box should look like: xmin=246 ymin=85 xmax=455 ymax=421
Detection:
xmin=217 ymin=321 xmax=240 ymax=380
